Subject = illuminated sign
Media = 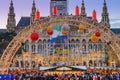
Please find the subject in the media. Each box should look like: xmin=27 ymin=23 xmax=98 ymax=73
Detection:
xmin=55 ymin=47 xmax=72 ymax=54
xmin=56 ymin=67 xmax=72 ymax=70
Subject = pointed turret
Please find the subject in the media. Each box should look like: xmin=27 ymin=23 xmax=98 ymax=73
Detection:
xmin=81 ymin=0 xmax=86 ymax=17
xmin=30 ymin=0 xmax=36 ymax=24
xmin=101 ymin=0 xmax=110 ymax=28
xmin=6 ymin=0 xmax=16 ymax=32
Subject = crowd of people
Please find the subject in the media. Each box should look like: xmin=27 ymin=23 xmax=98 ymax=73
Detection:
xmin=14 ymin=71 xmax=120 ymax=80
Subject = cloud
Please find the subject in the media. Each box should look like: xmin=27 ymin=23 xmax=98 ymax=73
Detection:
xmin=110 ymin=19 xmax=120 ymax=28
xmin=110 ymin=19 xmax=120 ymax=24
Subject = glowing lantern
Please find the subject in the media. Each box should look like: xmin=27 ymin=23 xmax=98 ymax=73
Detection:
xmin=62 ymin=30 xmax=69 ymax=35
xmin=47 ymin=26 xmax=53 ymax=35
xmin=52 ymin=6 xmax=58 ymax=15
xmin=92 ymin=10 xmax=97 ymax=20
xmin=47 ymin=26 xmax=53 ymax=31
xmin=62 ymin=24 xmax=70 ymax=35
xmin=35 ymin=10 xmax=40 ymax=20
xmin=30 ymin=32 xmax=39 ymax=41
xmin=91 ymin=34 xmax=99 ymax=43
xmin=95 ymin=32 xmax=100 ymax=37
xmin=79 ymin=24 xmax=85 ymax=32
xmin=75 ymin=5 xmax=80 ymax=15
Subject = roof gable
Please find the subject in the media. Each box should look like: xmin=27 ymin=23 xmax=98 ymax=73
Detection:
xmin=17 ymin=17 xmax=30 ymax=27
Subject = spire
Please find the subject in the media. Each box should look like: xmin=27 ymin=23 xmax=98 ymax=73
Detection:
xmin=10 ymin=0 xmax=13 ymax=5
xmin=9 ymin=0 xmax=14 ymax=14
xmin=33 ymin=0 xmax=35 ymax=7
xmin=30 ymin=0 xmax=36 ymax=24
xmin=104 ymin=0 xmax=106 ymax=5
xmin=6 ymin=0 xmax=16 ymax=32
xmin=82 ymin=0 xmax=84 ymax=5
xmin=101 ymin=0 xmax=110 ymax=28
xmin=81 ymin=0 xmax=86 ymax=17
xmin=32 ymin=0 xmax=36 ymax=13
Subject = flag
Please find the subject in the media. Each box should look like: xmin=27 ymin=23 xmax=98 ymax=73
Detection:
xmin=60 ymin=35 xmax=69 ymax=47
xmin=50 ymin=26 xmax=62 ymax=46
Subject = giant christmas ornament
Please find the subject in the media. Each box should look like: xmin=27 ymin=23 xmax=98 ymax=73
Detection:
xmin=95 ymin=32 xmax=100 ymax=37
xmin=91 ymin=34 xmax=99 ymax=43
xmin=62 ymin=24 xmax=70 ymax=35
xmin=47 ymin=30 xmax=53 ymax=35
xmin=47 ymin=26 xmax=53 ymax=35
xmin=30 ymin=32 xmax=39 ymax=41
xmin=75 ymin=5 xmax=80 ymax=15
xmin=92 ymin=10 xmax=97 ymax=20
xmin=47 ymin=26 xmax=53 ymax=31
xmin=35 ymin=10 xmax=40 ymax=20
xmin=52 ymin=6 xmax=58 ymax=15
xmin=79 ymin=24 xmax=85 ymax=32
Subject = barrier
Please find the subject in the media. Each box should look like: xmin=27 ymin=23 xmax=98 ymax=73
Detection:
xmin=0 ymin=74 xmax=14 ymax=80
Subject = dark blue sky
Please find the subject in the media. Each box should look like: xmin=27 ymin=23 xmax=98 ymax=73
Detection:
xmin=0 ymin=0 xmax=120 ymax=29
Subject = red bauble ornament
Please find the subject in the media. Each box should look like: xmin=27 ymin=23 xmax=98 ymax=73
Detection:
xmin=95 ymin=32 xmax=100 ymax=37
xmin=91 ymin=34 xmax=99 ymax=43
xmin=75 ymin=6 xmax=80 ymax=15
xmin=35 ymin=10 xmax=40 ymax=20
xmin=47 ymin=30 xmax=53 ymax=35
xmin=52 ymin=6 xmax=58 ymax=15
xmin=47 ymin=26 xmax=53 ymax=35
xmin=92 ymin=10 xmax=97 ymax=20
xmin=30 ymin=32 xmax=39 ymax=41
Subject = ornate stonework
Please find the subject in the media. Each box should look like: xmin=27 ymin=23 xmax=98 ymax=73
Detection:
xmin=1 ymin=15 xmax=120 ymax=73
xmin=6 ymin=0 xmax=16 ymax=32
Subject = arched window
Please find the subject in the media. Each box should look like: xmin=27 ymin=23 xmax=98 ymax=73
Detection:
xmin=94 ymin=61 xmax=97 ymax=66
xmin=38 ymin=40 xmax=43 ymax=53
xmin=15 ymin=61 xmax=19 ymax=67
xmin=21 ymin=61 xmax=23 ymax=68
xmin=48 ymin=39 xmax=50 ymax=46
xmin=99 ymin=60 xmax=102 ymax=66
xmin=38 ymin=44 xmax=42 ymax=53
xmin=93 ymin=44 xmax=97 ymax=52
xmin=71 ymin=39 xmax=75 ymax=49
xmin=82 ymin=39 xmax=86 ymax=54
xmin=98 ymin=39 xmax=102 ymax=51
xmin=89 ymin=60 xmax=93 ymax=66
xmin=25 ymin=45 xmax=29 ymax=52
xmin=32 ymin=45 xmax=36 ymax=53
xmin=76 ymin=39 xmax=80 ymax=47
xmin=43 ymin=39 xmax=47 ymax=53
xmin=83 ymin=61 xmax=86 ymax=66
xmin=25 ymin=40 xmax=29 ymax=52
xmin=88 ymin=39 xmax=92 ymax=52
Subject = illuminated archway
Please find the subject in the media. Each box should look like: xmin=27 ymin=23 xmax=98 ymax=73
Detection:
xmin=0 ymin=15 xmax=120 ymax=73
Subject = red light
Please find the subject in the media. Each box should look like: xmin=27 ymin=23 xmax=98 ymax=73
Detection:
xmin=75 ymin=6 xmax=80 ymax=15
xmin=92 ymin=10 xmax=97 ymax=20
xmin=35 ymin=10 xmax=40 ymax=20
xmin=95 ymin=32 xmax=100 ymax=37
xmin=30 ymin=32 xmax=39 ymax=41
xmin=52 ymin=6 xmax=58 ymax=15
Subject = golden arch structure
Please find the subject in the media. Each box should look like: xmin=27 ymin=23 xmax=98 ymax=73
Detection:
xmin=0 ymin=15 xmax=120 ymax=73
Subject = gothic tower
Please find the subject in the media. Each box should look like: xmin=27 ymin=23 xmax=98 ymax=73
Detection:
xmin=101 ymin=0 xmax=110 ymax=28
xmin=30 ymin=0 xmax=36 ymax=24
xmin=50 ymin=0 xmax=68 ymax=16
xmin=6 ymin=0 xmax=16 ymax=32
xmin=81 ymin=0 xmax=87 ymax=17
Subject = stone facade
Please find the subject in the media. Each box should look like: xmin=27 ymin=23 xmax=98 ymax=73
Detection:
xmin=6 ymin=0 xmax=110 ymax=32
